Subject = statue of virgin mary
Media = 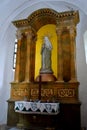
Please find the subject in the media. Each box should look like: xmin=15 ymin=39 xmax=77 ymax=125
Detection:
xmin=40 ymin=36 xmax=53 ymax=74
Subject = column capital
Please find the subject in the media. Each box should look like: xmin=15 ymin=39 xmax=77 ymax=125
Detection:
xmin=24 ymin=27 xmax=37 ymax=41
xmin=69 ymin=26 xmax=76 ymax=37
xmin=56 ymin=27 xmax=63 ymax=35
xmin=16 ymin=30 xmax=23 ymax=40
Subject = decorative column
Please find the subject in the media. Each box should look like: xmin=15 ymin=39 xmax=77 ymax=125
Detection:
xmin=69 ymin=25 xmax=77 ymax=81
xmin=56 ymin=27 xmax=63 ymax=81
xmin=14 ymin=30 xmax=22 ymax=82
xmin=25 ymin=26 xmax=36 ymax=82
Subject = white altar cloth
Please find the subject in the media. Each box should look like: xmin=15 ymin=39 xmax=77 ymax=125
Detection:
xmin=14 ymin=101 xmax=60 ymax=115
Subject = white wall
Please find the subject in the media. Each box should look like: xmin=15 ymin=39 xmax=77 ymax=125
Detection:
xmin=77 ymin=13 xmax=87 ymax=127
xmin=0 ymin=0 xmax=87 ymax=128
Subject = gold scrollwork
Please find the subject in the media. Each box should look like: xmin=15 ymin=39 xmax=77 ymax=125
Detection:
xmin=31 ymin=89 xmax=53 ymax=97
xmin=57 ymin=88 xmax=75 ymax=97
xmin=31 ymin=89 xmax=38 ymax=96
xmin=12 ymin=88 xmax=29 ymax=97
xmin=41 ymin=89 xmax=53 ymax=97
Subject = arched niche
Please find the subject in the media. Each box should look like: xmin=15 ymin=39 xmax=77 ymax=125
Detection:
xmin=35 ymin=24 xmax=57 ymax=79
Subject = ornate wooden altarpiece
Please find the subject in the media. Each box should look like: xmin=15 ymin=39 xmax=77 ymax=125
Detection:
xmin=7 ymin=8 xmax=81 ymax=130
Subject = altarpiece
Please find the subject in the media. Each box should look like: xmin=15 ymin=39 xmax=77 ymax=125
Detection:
xmin=7 ymin=8 xmax=81 ymax=130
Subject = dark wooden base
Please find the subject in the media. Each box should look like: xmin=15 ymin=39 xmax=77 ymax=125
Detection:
xmin=7 ymin=100 xmax=81 ymax=130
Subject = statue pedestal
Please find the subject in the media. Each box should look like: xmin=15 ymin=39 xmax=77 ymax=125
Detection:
xmin=35 ymin=73 xmax=57 ymax=82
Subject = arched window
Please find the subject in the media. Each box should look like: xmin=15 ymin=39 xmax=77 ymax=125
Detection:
xmin=13 ymin=39 xmax=18 ymax=70
xmin=84 ymin=31 xmax=87 ymax=63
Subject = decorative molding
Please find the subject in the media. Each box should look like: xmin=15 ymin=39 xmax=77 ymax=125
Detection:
xmin=12 ymin=8 xmax=79 ymax=31
xmin=57 ymin=88 xmax=75 ymax=98
xmin=11 ymin=87 xmax=30 ymax=99
xmin=31 ymin=88 xmax=54 ymax=97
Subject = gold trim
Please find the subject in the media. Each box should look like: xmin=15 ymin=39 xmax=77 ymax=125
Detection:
xmin=12 ymin=8 xmax=79 ymax=30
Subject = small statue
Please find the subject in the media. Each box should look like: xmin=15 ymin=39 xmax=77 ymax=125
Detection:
xmin=40 ymin=36 xmax=53 ymax=74
xmin=36 ymin=36 xmax=57 ymax=82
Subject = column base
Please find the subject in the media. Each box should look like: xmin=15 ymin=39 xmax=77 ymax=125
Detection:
xmin=69 ymin=79 xmax=77 ymax=82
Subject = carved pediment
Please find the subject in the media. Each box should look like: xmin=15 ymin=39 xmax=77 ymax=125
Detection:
xmin=12 ymin=8 xmax=79 ymax=31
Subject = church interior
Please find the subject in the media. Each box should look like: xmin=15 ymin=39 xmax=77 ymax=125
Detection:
xmin=0 ymin=0 xmax=87 ymax=130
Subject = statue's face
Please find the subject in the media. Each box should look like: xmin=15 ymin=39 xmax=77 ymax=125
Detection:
xmin=44 ymin=36 xmax=49 ymax=43
xmin=43 ymin=36 xmax=52 ymax=50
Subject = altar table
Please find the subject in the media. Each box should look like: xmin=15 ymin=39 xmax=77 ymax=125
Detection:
xmin=14 ymin=101 xmax=60 ymax=115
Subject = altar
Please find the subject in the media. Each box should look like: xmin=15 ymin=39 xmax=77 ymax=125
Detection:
xmin=14 ymin=101 xmax=60 ymax=115
xmin=7 ymin=8 xmax=81 ymax=130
